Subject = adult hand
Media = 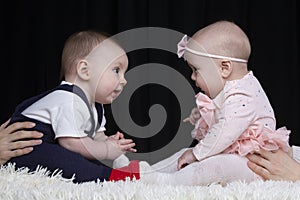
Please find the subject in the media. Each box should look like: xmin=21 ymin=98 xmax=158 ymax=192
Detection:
xmin=0 ymin=120 xmax=43 ymax=165
xmin=177 ymin=148 xmax=197 ymax=170
xmin=246 ymin=148 xmax=300 ymax=181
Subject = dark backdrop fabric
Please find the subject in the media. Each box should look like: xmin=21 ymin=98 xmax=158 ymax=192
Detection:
xmin=1 ymin=0 xmax=299 ymax=154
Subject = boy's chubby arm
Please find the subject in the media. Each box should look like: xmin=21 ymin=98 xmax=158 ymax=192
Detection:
xmin=58 ymin=136 xmax=105 ymax=160
xmin=58 ymin=131 xmax=136 ymax=161
xmin=94 ymin=131 xmax=108 ymax=141
xmin=94 ymin=131 xmax=127 ymax=141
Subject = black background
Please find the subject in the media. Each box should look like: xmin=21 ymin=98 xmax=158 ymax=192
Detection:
xmin=1 ymin=0 xmax=299 ymax=152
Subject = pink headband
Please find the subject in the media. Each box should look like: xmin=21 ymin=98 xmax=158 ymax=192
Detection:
xmin=177 ymin=35 xmax=248 ymax=63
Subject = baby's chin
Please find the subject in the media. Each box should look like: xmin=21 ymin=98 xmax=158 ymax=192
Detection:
xmin=107 ymin=94 xmax=120 ymax=104
xmin=96 ymin=98 xmax=114 ymax=105
xmin=200 ymin=89 xmax=211 ymax=98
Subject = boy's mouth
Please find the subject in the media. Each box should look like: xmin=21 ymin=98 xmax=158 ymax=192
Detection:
xmin=113 ymin=89 xmax=122 ymax=97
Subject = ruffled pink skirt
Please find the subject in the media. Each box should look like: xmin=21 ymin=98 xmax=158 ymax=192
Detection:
xmin=223 ymin=125 xmax=291 ymax=156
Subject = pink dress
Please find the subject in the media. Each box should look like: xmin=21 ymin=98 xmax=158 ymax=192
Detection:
xmin=192 ymin=71 xmax=290 ymax=161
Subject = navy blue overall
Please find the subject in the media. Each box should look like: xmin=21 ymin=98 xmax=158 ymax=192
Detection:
xmin=6 ymin=84 xmax=112 ymax=183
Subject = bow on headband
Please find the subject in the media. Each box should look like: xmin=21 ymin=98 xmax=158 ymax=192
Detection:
xmin=176 ymin=34 xmax=248 ymax=63
xmin=177 ymin=35 xmax=188 ymax=58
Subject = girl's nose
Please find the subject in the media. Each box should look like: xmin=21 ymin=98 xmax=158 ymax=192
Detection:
xmin=191 ymin=72 xmax=196 ymax=81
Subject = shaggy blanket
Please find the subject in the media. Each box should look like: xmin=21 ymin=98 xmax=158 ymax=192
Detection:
xmin=0 ymin=163 xmax=300 ymax=200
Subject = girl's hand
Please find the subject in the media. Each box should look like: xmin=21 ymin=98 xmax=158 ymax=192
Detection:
xmin=177 ymin=148 xmax=197 ymax=170
xmin=183 ymin=107 xmax=200 ymax=125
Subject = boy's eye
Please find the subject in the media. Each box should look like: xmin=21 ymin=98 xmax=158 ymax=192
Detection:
xmin=113 ymin=67 xmax=120 ymax=74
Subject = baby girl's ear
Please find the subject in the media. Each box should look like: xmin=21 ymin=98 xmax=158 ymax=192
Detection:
xmin=77 ymin=60 xmax=90 ymax=80
xmin=219 ymin=60 xmax=232 ymax=78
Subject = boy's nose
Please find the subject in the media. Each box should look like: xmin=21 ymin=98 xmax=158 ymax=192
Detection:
xmin=120 ymin=77 xmax=127 ymax=86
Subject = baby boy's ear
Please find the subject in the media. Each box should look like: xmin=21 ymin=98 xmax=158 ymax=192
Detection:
xmin=220 ymin=60 xmax=232 ymax=78
xmin=77 ymin=60 xmax=90 ymax=80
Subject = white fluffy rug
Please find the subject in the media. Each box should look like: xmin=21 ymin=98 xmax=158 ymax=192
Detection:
xmin=1 ymin=163 xmax=300 ymax=200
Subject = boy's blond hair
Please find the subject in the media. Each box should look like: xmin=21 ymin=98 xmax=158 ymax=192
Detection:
xmin=60 ymin=30 xmax=108 ymax=80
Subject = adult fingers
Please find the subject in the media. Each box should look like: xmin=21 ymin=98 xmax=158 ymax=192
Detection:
xmin=4 ymin=122 xmax=36 ymax=135
xmin=9 ymin=130 xmax=43 ymax=142
xmin=257 ymin=148 xmax=281 ymax=160
xmin=247 ymin=160 xmax=271 ymax=180
xmin=246 ymin=153 xmax=270 ymax=168
xmin=0 ymin=119 xmax=11 ymax=131
xmin=0 ymin=146 xmax=35 ymax=165
xmin=9 ymin=139 xmax=42 ymax=150
xmin=10 ymin=147 xmax=35 ymax=158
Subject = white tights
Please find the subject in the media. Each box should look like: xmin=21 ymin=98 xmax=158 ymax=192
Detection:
xmin=140 ymin=148 xmax=262 ymax=186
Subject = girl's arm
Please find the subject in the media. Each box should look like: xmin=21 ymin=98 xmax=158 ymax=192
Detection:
xmin=192 ymin=94 xmax=255 ymax=161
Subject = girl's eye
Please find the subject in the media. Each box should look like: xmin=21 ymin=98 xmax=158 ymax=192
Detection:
xmin=193 ymin=67 xmax=199 ymax=73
